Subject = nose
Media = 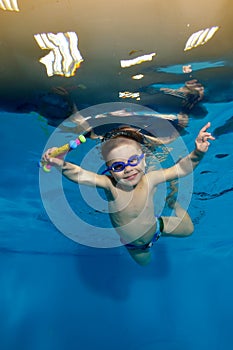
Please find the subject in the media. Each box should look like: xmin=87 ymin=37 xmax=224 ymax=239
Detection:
xmin=124 ymin=165 xmax=133 ymax=173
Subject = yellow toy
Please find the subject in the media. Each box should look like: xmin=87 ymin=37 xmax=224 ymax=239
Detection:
xmin=39 ymin=134 xmax=86 ymax=172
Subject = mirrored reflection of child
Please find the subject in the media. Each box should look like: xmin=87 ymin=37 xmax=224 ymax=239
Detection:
xmin=42 ymin=122 xmax=215 ymax=266
xmin=59 ymin=79 xmax=206 ymax=145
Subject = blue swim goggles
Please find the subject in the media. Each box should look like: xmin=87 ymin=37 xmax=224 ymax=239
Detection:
xmin=101 ymin=154 xmax=144 ymax=174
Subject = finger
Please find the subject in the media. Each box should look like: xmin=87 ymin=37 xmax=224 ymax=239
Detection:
xmin=43 ymin=154 xmax=50 ymax=161
xmin=202 ymin=132 xmax=215 ymax=138
xmin=200 ymin=122 xmax=211 ymax=132
xmin=203 ymin=135 xmax=215 ymax=142
xmin=198 ymin=133 xmax=209 ymax=141
xmin=49 ymin=157 xmax=63 ymax=166
xmin=202 ymin=132 xmax=211 ymax=136
xmin=47 ymin=157 xmax=58 ymax=165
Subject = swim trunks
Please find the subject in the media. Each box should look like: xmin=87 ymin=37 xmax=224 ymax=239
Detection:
xmin=121 ymin=217 xmax=164 ymax=251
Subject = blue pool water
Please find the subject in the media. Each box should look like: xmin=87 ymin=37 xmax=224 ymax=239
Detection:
xmin=0 ymin=100 xmax=233 ymax=350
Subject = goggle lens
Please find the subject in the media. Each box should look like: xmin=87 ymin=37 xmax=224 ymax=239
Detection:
xmin=101 ymin=154 xmax=144 ymax=174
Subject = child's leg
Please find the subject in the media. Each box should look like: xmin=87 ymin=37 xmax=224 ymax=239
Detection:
xmin=127 ymin=248 xmax=152 ymax=266
xmin=161 ymin=199 xmax=194 ymax=237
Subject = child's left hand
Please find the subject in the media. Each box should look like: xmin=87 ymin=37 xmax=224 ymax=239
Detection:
xmin=195 ymin=122 xmax=215 ymax=153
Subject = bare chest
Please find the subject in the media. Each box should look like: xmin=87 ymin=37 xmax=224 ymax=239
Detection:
xmin=108 ymin=182 xmax=155 ymax=221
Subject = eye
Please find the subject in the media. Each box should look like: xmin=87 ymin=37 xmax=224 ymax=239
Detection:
xmin=111 ymin=162 xmax=124 ymax=171
xmin=128 ymin=155 xmax=139 ymax=165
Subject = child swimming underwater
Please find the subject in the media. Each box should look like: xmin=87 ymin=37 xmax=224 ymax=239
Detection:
xmin=42 ymin=122 xmax=214 ymax=266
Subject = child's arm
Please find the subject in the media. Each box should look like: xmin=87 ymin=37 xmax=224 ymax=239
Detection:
xmin=42 ymin=149 xmax=112 ymax=189
xmin=148 ymin=122 xmax=215 ymax=184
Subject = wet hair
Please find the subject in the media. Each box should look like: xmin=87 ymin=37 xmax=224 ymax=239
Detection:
xmin=102 ymin=126 xmax=145 ymax=144
xmin=101 ymin=126 xmax=144 ymax=161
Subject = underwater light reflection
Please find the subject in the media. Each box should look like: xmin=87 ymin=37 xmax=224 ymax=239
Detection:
xmin=119 ymin=92 xmax=141 ymax=100
xmin=184 ymin=26 xmax=219 ymax=51
xmin=0 ymin=0 xmax=19 ymax=11
xmin=34 ymin=32 xmax=83 ymax=78
xmin=120 ymin=52 xmax=156 ymax=68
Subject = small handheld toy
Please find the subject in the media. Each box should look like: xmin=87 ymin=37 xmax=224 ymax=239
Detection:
xmin=39 ymin=134 xmax=86 ymax=172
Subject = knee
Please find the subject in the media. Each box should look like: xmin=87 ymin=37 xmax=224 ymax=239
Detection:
xmin=129 ymin=250 xmax=152 ymax=266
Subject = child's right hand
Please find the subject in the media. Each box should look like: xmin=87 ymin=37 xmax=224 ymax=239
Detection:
xmin=42 ymin=147 xmax=65 ymax=168
xmin=195 ymin=122 xmax=215 ymax=153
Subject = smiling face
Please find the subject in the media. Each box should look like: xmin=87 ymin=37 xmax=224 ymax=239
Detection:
xmin=102 ymin=137 xmax=146 ymax=187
